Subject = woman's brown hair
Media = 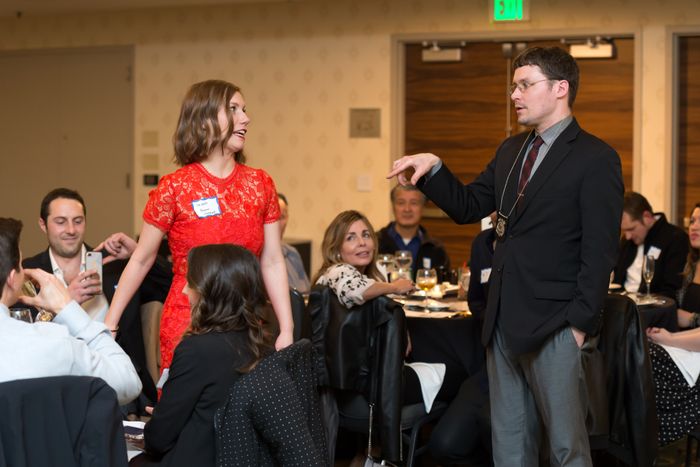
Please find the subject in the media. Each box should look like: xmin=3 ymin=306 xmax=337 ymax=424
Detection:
xmin=184 ymin=243 xmax=270 ymax=372
xmin=312 ymin=210 xmax=382 ymax=283
xmin=173 ymin=80 xmax=246 ymax=166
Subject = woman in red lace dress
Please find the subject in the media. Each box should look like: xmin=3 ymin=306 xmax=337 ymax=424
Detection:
xmin=103 ymin=80 xmax=293 ymax=374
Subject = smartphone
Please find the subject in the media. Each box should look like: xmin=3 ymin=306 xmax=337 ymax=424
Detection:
xmin=85 ymin=251 xmax=103 ymax=282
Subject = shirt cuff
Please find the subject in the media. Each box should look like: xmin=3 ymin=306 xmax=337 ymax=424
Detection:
xmin=53 ymin=300 xmax=106 ymax=337
xmin=425 ymin=160 xmax=443 ymax=182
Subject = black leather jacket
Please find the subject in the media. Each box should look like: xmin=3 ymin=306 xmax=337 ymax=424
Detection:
xmin=309 ymin=285 xmax=406 ymax=462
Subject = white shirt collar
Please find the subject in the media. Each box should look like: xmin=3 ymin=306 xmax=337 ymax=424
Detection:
xmin=48 ymin=244 xmax=87 ymax=284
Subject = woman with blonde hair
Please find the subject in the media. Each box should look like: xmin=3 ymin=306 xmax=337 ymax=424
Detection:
xmin=103 ymin=80 xmax=293 ymax=375
xmin=313 ymin=210 xmax=414 ymax=306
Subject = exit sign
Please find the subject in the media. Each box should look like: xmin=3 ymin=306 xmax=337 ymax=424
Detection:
xmin=492 ymin=0 xmax=529 ymax=22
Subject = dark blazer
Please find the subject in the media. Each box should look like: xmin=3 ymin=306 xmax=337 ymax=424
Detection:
xmin=0 ymin=376 xmax=127 ymax=467
xmin=420 ymin=118 xmax=623 ymax=355
xmin=613 ymin=213 xmax=688 ymax=299
xmin=144 ymin=331 xmax=254 ymax=467
xmin=467 ymin=228 xmax=495 ymax=320
xmin=22 ymin=246 xmax=172 ymax=402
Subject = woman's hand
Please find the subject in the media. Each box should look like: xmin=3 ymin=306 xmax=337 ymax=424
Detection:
xmin=647 ymin=326 xmax=674 ymax=345
xmin=275 ymin=330 xmax=294 ymax=350
xmin=391 ymin=278 xmax=415 ymax=295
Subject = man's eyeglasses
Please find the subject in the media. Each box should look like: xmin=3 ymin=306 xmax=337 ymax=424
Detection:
xmin=508 ymin=79 xmax=552 ymax=96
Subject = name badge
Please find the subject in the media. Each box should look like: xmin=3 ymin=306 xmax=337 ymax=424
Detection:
xmin=192 ymin=197 xmax=222 ymax=218
xmin=647 ymin=246 xmax=661 ymax=260
xmin=480 ymin=268 xmax=492 ymax=284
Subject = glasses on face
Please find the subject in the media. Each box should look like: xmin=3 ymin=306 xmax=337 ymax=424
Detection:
xmin=508 ymin=78 xmax=551 ymax=96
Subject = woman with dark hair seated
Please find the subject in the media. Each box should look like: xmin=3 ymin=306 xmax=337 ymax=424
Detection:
xmin=135 ymin=244 xmax=271 ymax=466
xmin=647 ymin=204 xmax=700 ymax=446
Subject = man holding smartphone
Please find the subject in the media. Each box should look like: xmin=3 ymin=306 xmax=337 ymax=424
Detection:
xmin=23 ymin=187 xmax=172 ymax=414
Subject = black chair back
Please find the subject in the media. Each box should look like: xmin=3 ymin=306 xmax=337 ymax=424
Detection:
xmin=0 ymin=376 xmax=127 ymax=467
xmin=290 ymin=288 xmax=311 ymax=342
xmin=596 ymin=294 xmax=659 ymax=466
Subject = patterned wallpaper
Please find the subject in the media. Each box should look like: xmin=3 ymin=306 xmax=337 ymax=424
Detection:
xmin=1 ymin=0 xmax=698 ymax=271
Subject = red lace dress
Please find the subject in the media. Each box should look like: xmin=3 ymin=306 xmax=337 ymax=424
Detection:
xmin=143 ymin=162 xmax=280 ymax=371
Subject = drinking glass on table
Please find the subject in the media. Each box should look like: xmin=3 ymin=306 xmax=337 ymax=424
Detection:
xmin=395 ymin=250 xmax=413 ymax=273
xmin=642 ymin=255 xmax=655 ymax=299
xmin=376 ymin=254 xmax=397 ymax=281
xmin=9 ymin=308 xmax=33 ymax=323
xmin=416 ymin=268 xmax=438 ymax=308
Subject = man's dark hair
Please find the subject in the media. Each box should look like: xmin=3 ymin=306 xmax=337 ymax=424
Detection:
xmin=0 ymin=218 xmax=22 ymax=289
xmin=513 ymin=46 xmax=580 ymax=108
xmin=623 ymin=191 xmax=653 ymax=221
xmin=277 ymin=193 xmax=288 ymax=206
xmin=39 ymin=188 xmax=86 ymax=223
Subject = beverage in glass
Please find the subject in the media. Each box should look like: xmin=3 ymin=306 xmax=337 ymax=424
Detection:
xmin=416 ymin=268 xmax=438 ymax=308
xmin=642 ymin=255 xmax=655 ymax=298
xmin=395 ymin=250 xmax=413 ymax=271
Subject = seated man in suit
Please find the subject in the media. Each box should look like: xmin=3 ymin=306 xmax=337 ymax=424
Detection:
xmin=377 ymin=185 xmax=450 ymax=277
xmin=278 ymin=193 xmax=310 ymax=293
xmin=0 ymin=217 xmax=141 ymax=405
xmin=22 ymin=188 xmax=172 ymax=412
xmin=613 ymin=191 xmax=688 ymax=298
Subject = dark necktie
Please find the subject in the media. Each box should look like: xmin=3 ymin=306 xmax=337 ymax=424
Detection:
xmin=518 ymin=135 xmax=544 ymax=194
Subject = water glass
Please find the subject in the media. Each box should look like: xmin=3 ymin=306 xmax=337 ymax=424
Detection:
xmin=395 ymin=250 xmax=413 ymax=271
xmin=9 ymin=308 xmax=33 ymax=323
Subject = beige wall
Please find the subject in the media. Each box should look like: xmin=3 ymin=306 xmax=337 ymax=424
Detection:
xmin=1 ymin=0 xmax=698 ymax=272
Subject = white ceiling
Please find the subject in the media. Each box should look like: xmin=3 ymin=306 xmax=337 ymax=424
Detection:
xmin=0 ymin=0 xmax=301 ymax=18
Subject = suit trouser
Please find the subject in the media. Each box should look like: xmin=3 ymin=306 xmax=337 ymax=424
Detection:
xmin=487 ymin=325 xmax=591 ymax=467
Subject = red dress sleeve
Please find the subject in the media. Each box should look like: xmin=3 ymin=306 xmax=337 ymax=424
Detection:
xmin=261 ymin=170 xmax=281 ymax=224
xmin=143 ymin=173 xmax=177 ymax=232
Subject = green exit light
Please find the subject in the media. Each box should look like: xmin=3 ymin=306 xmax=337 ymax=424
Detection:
xmin=492 ymin=0 xmax=527 ymax=22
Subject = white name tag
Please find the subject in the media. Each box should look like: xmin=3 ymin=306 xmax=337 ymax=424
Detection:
xmin=191 ymin=196 xmax=222 ymax=218
xmin=647 ymin=246 xmax=661 ymax=260
xmin=480 ymin=268 xmax=492 ymax=284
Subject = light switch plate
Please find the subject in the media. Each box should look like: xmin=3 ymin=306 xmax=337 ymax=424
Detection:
xmin=349 ymin=108 xmax=380 ymax=138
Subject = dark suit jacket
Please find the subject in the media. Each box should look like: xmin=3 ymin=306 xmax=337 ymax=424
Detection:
xmin=420 ymin=118 xmax=623 ymax=355
xmin=144 ymin=332 xmax=254 ymax=467
xmin=613 ymin=213 xmax=688 ymax=299
xmin=0 ymin=376 xmax=127 ymax=467
xmin=22 ymin=246 xmax=172 ymax=402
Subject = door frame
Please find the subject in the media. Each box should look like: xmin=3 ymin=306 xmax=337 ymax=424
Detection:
xmin=390 ymin=28 xmax=642 ymax=217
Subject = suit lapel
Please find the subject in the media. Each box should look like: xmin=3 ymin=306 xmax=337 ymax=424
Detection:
xmin=512 ymin=119 xmax=581 ymax=224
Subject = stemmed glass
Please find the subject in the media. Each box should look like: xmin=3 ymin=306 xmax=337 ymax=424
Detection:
xmin=642 ymin=254 xmax=656 ymax=299
xmin=415 ymin=268 xmax=438 ymax=309
xmin=376 ymin=254 xmax=397 ymax=281
xmin=395 ymin=250 xmax=413 ymax=273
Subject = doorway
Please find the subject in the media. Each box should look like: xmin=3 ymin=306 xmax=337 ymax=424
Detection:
xmin=403 ymin=38 xmax=635 ymax=267
xmin=0 ymin=46 xmax=134 ymax=254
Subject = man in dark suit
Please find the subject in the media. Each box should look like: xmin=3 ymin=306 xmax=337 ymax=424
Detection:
xmin=22 ymin=188 xmax=172 ymax=412
xmin=613 ymin=191 xmax=688 ymax=298
xmin=388 ymin=47 xmax=623 ymax=466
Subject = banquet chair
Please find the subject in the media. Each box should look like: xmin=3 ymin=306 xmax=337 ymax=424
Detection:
xmin=140 ymin=300 xmax=163 ymax=384
xmin=685 ymin=426 xmax=700 ymax=466
xmin=290 ymin=287 xmax=312 ymax=342
xmin=308 ymin=285 xmax=446 ymax=467
xmin=214 ymin=339 xmax=327 ymax=466
xmin=0 ymin=376 xmax=128 ymax=467
xmin=588 ymin=294 xmax=658 ymax=466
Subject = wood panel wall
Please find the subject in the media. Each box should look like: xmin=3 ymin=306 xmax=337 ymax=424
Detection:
xmin=404 ymin=39 xmax=634 ymax=269
xmin=677 ymin=36 xmax=700 ymax=224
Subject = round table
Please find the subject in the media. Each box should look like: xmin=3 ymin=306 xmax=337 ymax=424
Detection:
xmin=406 ymin=313 xmax=485 ymax=401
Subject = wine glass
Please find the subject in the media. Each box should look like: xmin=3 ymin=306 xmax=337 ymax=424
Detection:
xmin=376 ymin=254 xmax=397 ymax=281
xmin=642 ymin=254 xmax=655 ymax=299
xmin=9 ymin=308 xmax=33 ymax=323
xmin=395 ymin=250 xmax=413 ymax=273
xmin=415 ymin=268 xmax=438 ymax=309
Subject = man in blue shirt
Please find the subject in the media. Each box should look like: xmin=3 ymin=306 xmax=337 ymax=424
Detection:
xmin=377 ymin=185 xmax=450 ymax=276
